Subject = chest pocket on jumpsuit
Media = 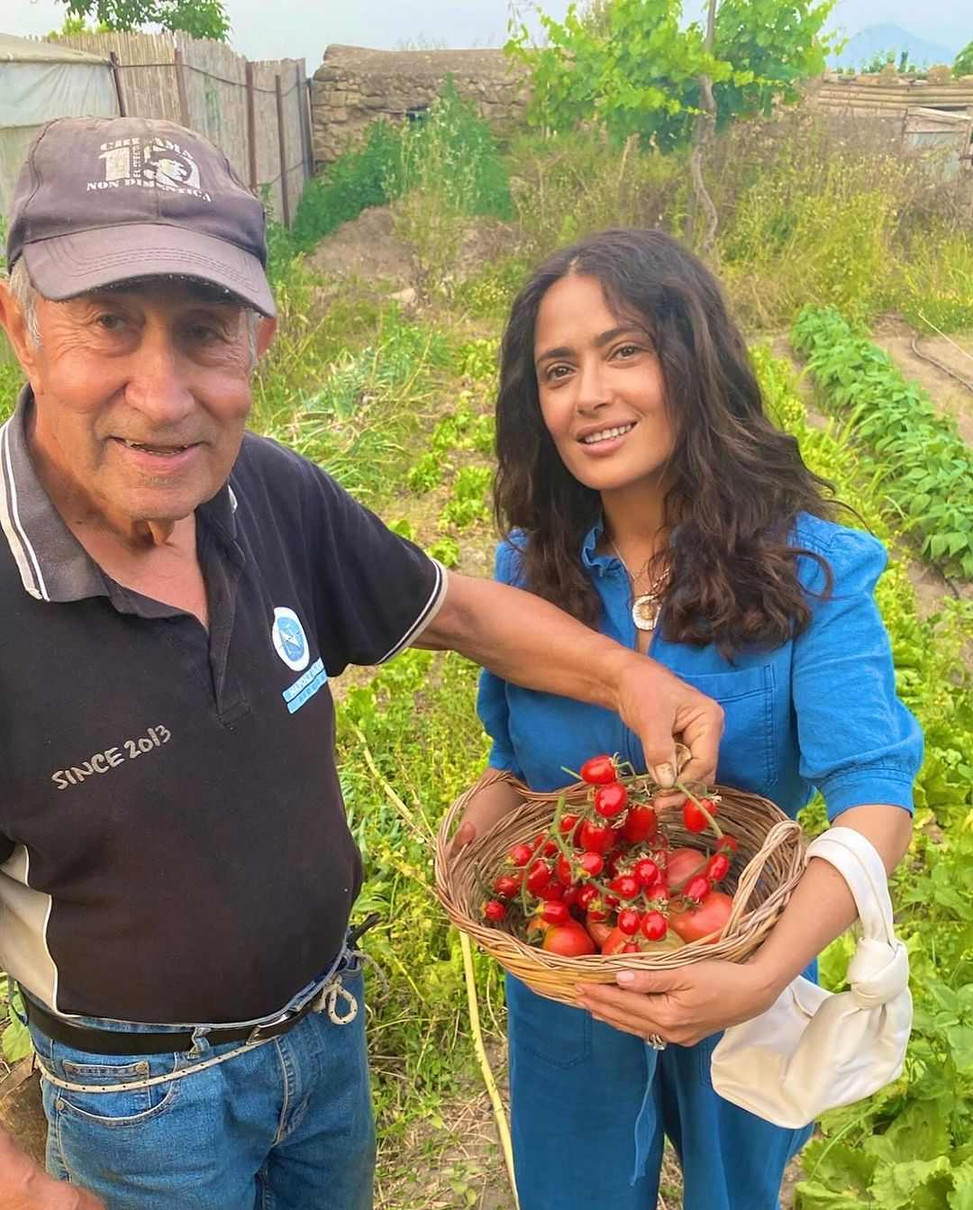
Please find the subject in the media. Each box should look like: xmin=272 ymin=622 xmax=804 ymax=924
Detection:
xmin=675 ymin=664 xmax=779 ymax=796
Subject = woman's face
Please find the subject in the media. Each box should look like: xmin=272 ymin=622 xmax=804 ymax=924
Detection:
xmin=533 ymin=273 xmax=675 ymax=496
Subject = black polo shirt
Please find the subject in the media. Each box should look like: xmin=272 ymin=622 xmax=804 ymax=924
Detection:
xmin=0 ymin=389 xmax=445 ymax=1024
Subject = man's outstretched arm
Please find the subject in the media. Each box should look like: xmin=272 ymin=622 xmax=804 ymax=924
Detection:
xmin=417 ymin=572 xmax=724 ymax=789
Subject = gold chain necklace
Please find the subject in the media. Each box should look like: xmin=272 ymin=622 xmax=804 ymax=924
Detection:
xmin=609 ymin=540 xmax=670 ymax=632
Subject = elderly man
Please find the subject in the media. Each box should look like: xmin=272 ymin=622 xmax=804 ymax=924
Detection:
xmin=0 ymin=117 xmax=721 ymax=1210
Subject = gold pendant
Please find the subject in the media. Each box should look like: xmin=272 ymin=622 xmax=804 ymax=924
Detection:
xmin=632 ymin=594 xmax=661 ymax=632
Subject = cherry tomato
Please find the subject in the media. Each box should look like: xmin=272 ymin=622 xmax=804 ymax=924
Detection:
xmin=641 ymin=910 xmax=668 ymax=941
xmin=594 ymin=782 xmax=628 ymax=819
xmin=579 ymin=819 xmax=614 ymax=854
xmin=618 ymin=909 xmax=640 ymax=935
xmin=634 ymin=858 xmax=660 ymax=889
xmin=665 ymin=847 xmax=708 ymax=890
xmin=541 ymin=900 xmax=570 ymax=926
xmin=562 ymin=885 xmax=581 ymax=910
xmin=483 ymin=900 xmax=506 ymax=922
xmin=543 ymin=921 xmax=597 ymax=956
xmin=580 ymin=755 xmax=617 ymax=785
xmin=684 ymin=875 xmax=712 ymax=903
xmin=717 ymin=835 xmax=739 ymax=855
xmin=622 ymin=942 xmax=641 ymax=954
xmin=669 ymin=891 xmax=733 ymax=944
xmin=585 ymin=897 xmax=610 ymax=923
xmin=509 ymin=843 xmax=533 ymax=868
xmin=534 ymin=833 xmax=558 ymax=858
xmin=556 ymin=855 xmax=575 ymax=886
xmin=682 ymin=800 xmax=709 ymax=833
xmin=526 ymin=859 xmax=552 ymax=896
xmin=579 ymin=851 xmax=604 ymax=877
xmin=622 ymin=803 xmax=658 ymax=844
xmin=577 ymin=885 xmax=598 ymax=911
xmin=493 ymin=873 xmax=521 ymax=899
xmin=559 ymin=813 xmax=580 ymax=837
xmin=540 ymin=882 xmax=565 ymax=902
xmin=609 ymin=874 xmax=640 ymax=900
xmin=705 ymin=852 xmax=731 ymax=883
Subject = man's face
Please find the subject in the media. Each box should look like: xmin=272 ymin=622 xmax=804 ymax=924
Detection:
xmin=8 ymin=279 xmax=272 ymax=528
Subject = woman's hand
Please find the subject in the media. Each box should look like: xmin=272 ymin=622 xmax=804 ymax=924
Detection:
xmin=449 ymin=772 xmax=524 ymax=861
xmin=575 ymin=959 xmax=779 ymax=1047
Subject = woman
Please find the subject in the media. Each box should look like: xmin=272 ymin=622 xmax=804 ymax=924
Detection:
xmin=456 ymin=230 xmax=921 ymax=1210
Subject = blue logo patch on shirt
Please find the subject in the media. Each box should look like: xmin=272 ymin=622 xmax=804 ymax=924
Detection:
xmin=271 ymin=606 xmax=310 ymax=672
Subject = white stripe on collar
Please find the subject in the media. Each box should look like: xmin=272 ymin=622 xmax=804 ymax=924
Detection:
xmin=0 ymin=419 xmax=47 ymax=601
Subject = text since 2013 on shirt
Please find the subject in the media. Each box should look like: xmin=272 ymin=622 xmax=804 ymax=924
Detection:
xmin=51 ymin=724 xmax=172 ymax=790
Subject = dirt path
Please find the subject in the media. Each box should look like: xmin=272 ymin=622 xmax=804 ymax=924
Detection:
xmin=871 ymin=319 xmax=973 ymax=447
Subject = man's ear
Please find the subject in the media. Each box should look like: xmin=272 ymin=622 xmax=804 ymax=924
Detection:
xmin=255 ymin=315 xmax=277 ymax=360
xmin=0 ymin=280 xmax=40 ymax=380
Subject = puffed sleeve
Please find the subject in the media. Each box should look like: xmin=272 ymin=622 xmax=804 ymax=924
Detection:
xmin=792 ymin=526 xmax=923 ymax=819
xmin=476 ymin=541 xmax=525 ymax=777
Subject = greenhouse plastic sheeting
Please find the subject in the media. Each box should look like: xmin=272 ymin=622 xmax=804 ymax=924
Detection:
xmin=1 ymin=35 xmax=118 ymax=217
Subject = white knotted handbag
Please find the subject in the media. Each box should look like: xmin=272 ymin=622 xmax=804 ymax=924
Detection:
xmin=710 ymin=826 xmax=912 ymax=1128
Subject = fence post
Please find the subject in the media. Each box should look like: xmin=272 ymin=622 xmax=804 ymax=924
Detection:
xmin=245 ymin=60 xmax=259 ymax=193
xmin=109 ymin=52 xmax=127 ymax=117
xmin=275 ymin=73 xmax=290 ymax=227
xmin=173 ymin=46 xmax=190 ymax=127
xmin=296 ymin=62 xmax=312 ymax=180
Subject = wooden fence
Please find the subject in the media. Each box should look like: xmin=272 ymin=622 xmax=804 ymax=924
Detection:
xmin=48 ymin=31 xmax=311 ymax=226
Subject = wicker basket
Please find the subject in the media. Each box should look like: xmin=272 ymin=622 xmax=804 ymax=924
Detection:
xmin=434 ymin=770 xmax=806 ymax=1010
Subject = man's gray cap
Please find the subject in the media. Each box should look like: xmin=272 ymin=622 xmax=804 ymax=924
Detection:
xmin=6 ymin=115 xmax=276 ymax=317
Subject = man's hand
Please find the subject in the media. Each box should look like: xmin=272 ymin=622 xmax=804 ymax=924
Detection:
xmin=575 ymin=959 xmax=776 ymax=1048
xmin=0 ymin=1132 xmax=104 ymax=1210
xmin=613 ymin=653 xmax=723 ymax=789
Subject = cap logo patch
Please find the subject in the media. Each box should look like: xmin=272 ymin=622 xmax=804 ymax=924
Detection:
xmin=89 ymin=137 xmax=212 ymax=202
xmin=271 ymin=607 xmax=310 ymax=673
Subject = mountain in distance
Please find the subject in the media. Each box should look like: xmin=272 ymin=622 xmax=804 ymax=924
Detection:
xmin=830 ymin=24 xmax=956 ymax=70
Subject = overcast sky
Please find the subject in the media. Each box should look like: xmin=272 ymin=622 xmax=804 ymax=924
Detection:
xmin=6 ymin=0 xmax=968 ymax=73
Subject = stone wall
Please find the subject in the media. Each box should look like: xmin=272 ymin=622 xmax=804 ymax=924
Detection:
xmin=310 ymin=44 xmax=528 ymax=167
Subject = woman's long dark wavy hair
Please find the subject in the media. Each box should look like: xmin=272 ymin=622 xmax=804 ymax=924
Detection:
xmin=494 ymin=228 xmax=837 ymax=655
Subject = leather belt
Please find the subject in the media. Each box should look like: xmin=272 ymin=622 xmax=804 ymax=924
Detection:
xmin=24 ymin=989 xmax=322 ymax=1056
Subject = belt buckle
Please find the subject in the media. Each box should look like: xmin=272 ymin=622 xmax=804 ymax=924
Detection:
xmin=245 ymin=1011 xmax=296 ymax=1047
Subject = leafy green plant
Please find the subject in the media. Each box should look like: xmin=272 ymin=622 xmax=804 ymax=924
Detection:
xmin=955 ymin=40 xmax=973 ymax=77
xmin=429 ymin=536 xmax=461 ymax=568
xmin=791 ymin=307 xmax=973 ymax=578
xmin=407 ymin=452 xmax=444 ymax=494
xmin=440 ymin=466 xmax=493 ymax=529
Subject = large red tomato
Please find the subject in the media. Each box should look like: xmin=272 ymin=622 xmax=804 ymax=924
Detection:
xmin=543 ymin=921 xmax=597 ymax=956
xmin=669 ymin=891 xmax=733 ymax=944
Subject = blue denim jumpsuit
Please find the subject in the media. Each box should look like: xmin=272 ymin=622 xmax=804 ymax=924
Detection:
xmin=477 ymin=513 xmax=922 ymax=1210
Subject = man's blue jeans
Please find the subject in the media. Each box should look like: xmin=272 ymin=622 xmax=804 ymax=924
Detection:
xmin=26 ymin=953 xmax=374 ymax=1210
